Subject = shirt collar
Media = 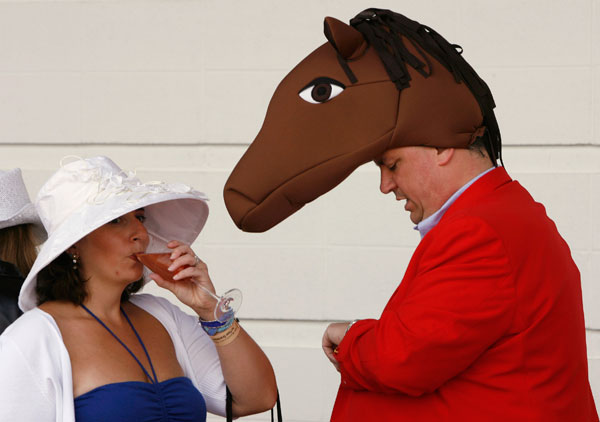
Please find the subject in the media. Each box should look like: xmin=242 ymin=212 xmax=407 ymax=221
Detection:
xmin=415 ymin=167 xmax=495 ymax=238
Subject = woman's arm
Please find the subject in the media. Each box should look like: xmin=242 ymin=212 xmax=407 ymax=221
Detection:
xmin=151 ymin=240 xmax=277 ymax=416
xmin=211 ymin=323 xmax=277 ymax=415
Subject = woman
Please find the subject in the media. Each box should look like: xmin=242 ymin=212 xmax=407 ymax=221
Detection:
xmin=0 ymin=168 xmax=47 ymax=334
xmin=0 ymin=156 xmax=278 ymax=421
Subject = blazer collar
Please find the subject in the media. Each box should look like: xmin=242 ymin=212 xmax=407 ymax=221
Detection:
xmin=441 ymin=166 xmax=512 ymax=221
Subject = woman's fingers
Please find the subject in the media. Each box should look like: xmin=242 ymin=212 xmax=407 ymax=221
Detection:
xmin=158 ymin=240 xmax=219 ymax=317
xmin=165 ymin=240 xmax=202 ymax=272
xmin=172 ymin=265 xmax=207 ymax=282
xmin=167 ymin=239 xmax=182 ymax=249
xmin=170 ymin=253 xmax=210 ymax=282
xmin=169 ymin=243 xmax=192 ymax=260
xmin=150 ymin=272 xmax=177 ymax=291
xmin=168 ymin=253 xmax=197 ymax=272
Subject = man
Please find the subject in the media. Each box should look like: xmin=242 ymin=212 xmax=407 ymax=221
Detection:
xmin=322 ymin=138 xmax=598 ymax=420
xmin=221 ymin=8 xmax=598 ymax=421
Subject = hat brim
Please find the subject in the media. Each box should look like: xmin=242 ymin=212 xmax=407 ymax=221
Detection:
xmin=18 ymin=190 xmax=208 ymax=312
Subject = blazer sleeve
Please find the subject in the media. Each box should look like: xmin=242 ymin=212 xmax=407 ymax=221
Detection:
xmin=0 ymin=335 xmax=57 ymax=421
xmin=335 ymin=217 xmax=516 ymax=396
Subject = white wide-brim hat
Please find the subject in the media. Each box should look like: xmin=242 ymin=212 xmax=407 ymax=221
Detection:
xmin=0 ymin=168 xmax=47 ymax=242
xmin=18 ymin=156 xmax=209 ymax=312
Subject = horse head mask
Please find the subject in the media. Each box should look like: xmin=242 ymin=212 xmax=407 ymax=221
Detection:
xmin=224 ymin=8 xmax=501 ymax=232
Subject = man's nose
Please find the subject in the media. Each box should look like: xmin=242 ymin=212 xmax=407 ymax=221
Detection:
xmin=379 ymin=169 xmax=395 ymax=194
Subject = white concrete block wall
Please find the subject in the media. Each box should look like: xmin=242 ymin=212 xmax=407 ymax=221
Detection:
xmin=0 ymin=1 xmax=598 ymax=421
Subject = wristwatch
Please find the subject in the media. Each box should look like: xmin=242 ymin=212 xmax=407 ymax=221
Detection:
xmin=345 ymin=319 xmax=359 ymax=335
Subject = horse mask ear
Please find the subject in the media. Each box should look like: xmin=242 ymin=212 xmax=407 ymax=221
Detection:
xmin=324 ymin=16 xmax=365 ymax=59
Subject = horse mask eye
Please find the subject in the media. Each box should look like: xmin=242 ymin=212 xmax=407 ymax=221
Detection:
xmin=298 ymin=77 xmax=345 ymax=104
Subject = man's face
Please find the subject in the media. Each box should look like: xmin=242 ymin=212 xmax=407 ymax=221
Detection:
xmin=376 ymin=146 xmax=440 ymax=224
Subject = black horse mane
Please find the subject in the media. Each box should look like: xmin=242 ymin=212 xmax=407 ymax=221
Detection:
xmin=350 ymin=8 xmax=503 ymax=166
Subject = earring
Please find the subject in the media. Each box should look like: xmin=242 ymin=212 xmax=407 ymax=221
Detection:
xmin=72 ymin=253 xmax=79 ymax=271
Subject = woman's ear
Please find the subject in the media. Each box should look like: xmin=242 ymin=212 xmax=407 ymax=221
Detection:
xmin=435 ymin=147 xmax=455 ymax=166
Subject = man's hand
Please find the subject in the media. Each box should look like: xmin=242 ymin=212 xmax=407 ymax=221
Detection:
xmin=322 ymin=322 xmax=352 ymax=372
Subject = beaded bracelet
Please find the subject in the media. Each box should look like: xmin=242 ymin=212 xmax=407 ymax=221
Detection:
xmin=199 ymin=310 xmax=235 ymax=336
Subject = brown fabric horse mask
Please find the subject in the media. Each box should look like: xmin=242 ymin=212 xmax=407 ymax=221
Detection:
xmin=224 ymin=9 xmax=500 ymax=232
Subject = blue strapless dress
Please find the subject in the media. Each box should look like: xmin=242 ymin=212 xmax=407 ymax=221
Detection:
xmin=75 ymin=377 xmax=206 ymax=422
xmin=76 ymin=305 xmax=208 ymax=422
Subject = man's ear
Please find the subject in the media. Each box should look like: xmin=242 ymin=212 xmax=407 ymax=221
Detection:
xmin=435 ymin=147 xmax=455 ymax=166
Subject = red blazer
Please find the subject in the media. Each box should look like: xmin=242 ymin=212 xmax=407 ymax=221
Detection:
xmin=332 ymin=168 xmax=598 ymax=421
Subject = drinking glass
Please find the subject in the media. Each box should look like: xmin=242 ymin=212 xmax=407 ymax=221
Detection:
xmin=136 ymin=252 xmax=242 ymax=322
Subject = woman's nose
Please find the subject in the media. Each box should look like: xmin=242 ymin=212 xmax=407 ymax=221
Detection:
xmin=131 ymin=219 xmax=149 ymax=243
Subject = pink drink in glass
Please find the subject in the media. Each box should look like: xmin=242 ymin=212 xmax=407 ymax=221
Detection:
xmin=135 ymin=252 xmax=242 ymax=322
xmin=135 ymin=253 xmax=188 ymax=282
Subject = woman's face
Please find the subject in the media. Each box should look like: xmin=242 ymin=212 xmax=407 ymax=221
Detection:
xmin=74 ymin=209 xmax=149 ymax=284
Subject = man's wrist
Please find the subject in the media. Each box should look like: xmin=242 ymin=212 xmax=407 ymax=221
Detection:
xmin=334 ymin=320 xmax=359 ymax=356
xmin=345 ymin=319 xmax=359 ymax=335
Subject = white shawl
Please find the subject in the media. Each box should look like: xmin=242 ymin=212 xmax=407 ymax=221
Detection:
xmin=0 ymin=294 xmax=226 ymax=421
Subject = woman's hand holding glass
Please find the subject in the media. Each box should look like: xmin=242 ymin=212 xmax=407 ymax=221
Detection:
xmin=139 ymin=240 xmax=242 ymax=322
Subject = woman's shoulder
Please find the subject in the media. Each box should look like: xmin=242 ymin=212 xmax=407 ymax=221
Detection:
xmin=1 ymin=308 xmax=64 ymax=360
xmin=129 ymin=293 xmax=204 ymax=342
xmin=130 ymin=292 xmax=179 ymax=312
xmin=129 ymin=293 xmax=191 ymax=325
xmin=3 ymin=307 xmax=58 ymax=336
xmin=0 ymin=308 xmax=69 ymax=414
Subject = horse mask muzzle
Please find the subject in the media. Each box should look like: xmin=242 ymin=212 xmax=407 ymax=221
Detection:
xmin=224 ymin=9 xmax=500 ymax=232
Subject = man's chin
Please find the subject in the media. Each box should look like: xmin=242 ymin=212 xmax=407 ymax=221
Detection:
xmin=408 ymin=211 xmax=423 ymax=225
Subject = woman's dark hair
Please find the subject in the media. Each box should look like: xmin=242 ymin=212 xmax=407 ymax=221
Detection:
xmin=0 ymin=224 xmax=38 ymax=276
xmin=36 ymin=251 xmax=143 ymax=306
